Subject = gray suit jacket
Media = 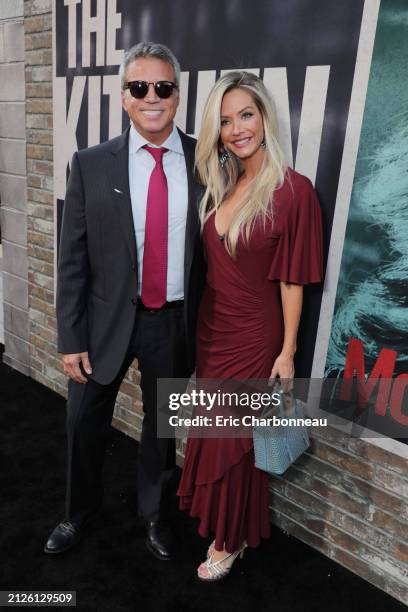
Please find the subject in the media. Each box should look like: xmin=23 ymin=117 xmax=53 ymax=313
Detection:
xmin=56 ymin=126 xmax=206 ymax=384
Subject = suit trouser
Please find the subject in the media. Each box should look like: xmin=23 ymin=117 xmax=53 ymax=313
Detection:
xmin=65 ymin=304 xmax=190 ymax=523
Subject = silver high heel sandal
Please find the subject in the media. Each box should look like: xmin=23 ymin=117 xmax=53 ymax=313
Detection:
xmin=198 ymin=542 xmax=247 ymax=582
xmin=207 ymin=540 xmax=215 ymax=558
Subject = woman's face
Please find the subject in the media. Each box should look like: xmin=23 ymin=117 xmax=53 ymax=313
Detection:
xmin=219 ymin=88 xmax=265 ymax=160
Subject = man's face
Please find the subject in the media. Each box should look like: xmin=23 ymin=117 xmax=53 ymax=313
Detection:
xmin=121 ymin=57 xmax=179 ymax=145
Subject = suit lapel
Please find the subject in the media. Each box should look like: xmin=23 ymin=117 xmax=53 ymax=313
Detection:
xmin=179 ymin=129 xmax=201 ymax=297
xmin=107 ymin=126 xmax=200 ymax=291
xmin=109 ymin=126 xmax=138 ymax=267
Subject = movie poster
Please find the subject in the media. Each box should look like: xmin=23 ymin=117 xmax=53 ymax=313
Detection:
xmin=53 ymin=0 xmax=368 ymax=378
xmin=323 ymin=0 xmax=408 ymax=442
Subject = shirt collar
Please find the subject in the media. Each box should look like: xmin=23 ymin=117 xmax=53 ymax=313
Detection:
xmin=129 ymin=122 xmax=184 ymax=155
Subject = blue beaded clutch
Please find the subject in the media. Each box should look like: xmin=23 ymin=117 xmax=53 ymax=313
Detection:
xmin=253 ymin=388 xmax=310 ymax=475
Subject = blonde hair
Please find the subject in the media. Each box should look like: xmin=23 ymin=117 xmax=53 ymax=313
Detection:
xmin=196 ymin=71 xmax=287 ymax=257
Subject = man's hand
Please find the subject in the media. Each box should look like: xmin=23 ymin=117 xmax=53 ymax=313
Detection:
xmin=62 ymin=352 xmax=92 ymax=384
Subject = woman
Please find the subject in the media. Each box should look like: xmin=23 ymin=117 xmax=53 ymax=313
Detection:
xmin=177 ymin=72 xmax=323 ymax=581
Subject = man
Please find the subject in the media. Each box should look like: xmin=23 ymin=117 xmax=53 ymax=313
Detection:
xmin=45 ymin=42 xmax=205 ymax=560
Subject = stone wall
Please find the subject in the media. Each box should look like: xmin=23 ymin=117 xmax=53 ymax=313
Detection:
xmin=0 ymin=0 xmax=29 ymax=375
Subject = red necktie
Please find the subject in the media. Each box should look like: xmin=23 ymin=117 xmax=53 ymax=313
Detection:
xmin=141 ymin=145 xmax=168 ymax=308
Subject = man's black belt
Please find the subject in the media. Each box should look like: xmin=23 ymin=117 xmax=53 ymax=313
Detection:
xmin=137 ymin=298 xmax=184 ymax=311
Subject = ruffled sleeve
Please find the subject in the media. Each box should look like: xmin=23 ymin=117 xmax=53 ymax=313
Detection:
xmin=268 ymin=174 xmax=323 ymax=284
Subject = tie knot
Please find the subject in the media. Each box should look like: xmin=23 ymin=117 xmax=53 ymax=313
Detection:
xmin=144 ymin=145 xmax=168 ymax=164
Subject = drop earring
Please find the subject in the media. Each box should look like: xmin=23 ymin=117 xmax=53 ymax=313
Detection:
xmin=219 ymin=147 xmax=230 ymax=167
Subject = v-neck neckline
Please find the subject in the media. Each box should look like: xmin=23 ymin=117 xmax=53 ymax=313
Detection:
xmin=213 ymin=210 xmax=227 ymax=240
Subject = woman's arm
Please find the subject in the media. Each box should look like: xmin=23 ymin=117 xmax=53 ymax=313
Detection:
xmin=269 ymin=282 xmax=303 ymax=388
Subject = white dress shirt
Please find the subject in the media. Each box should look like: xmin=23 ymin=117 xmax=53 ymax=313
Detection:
xmin=128 ymin=122 xmax=188 ymax=301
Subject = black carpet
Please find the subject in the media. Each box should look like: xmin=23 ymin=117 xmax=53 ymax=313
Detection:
xmin=0 ymin=345 xmax=405 ymax=612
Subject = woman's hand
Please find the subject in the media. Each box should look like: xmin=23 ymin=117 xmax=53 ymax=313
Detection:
xmin=273 ymin=281 xmax=302 ymax=392
xmin=268 ymin=352 xmax=294 ymax=392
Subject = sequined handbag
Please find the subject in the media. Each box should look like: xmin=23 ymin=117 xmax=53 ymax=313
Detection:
xmin=253 ymin=387 xmax=310 ymax=475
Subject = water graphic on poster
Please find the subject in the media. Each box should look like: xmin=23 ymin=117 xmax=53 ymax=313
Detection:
xmin=325 ymin=0 xmax=408 ymax=439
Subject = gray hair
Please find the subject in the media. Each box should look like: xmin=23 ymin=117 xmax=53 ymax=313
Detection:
xmin=119 ymin=42 xmax=181 ymax=90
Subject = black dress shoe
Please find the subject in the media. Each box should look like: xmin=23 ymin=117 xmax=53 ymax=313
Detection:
xmin=145 ymin=520 xmax=175 ymax=561
xmin=44 ymin=520 xmax=83 ymax=554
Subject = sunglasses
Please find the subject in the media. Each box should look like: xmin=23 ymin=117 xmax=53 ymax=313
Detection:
xmin=124 ymin=80 xmax=178 ymax=99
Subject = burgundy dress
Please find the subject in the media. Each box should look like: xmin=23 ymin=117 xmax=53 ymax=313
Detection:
xmin=177 ymin=169 xmax=323 ymax=553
